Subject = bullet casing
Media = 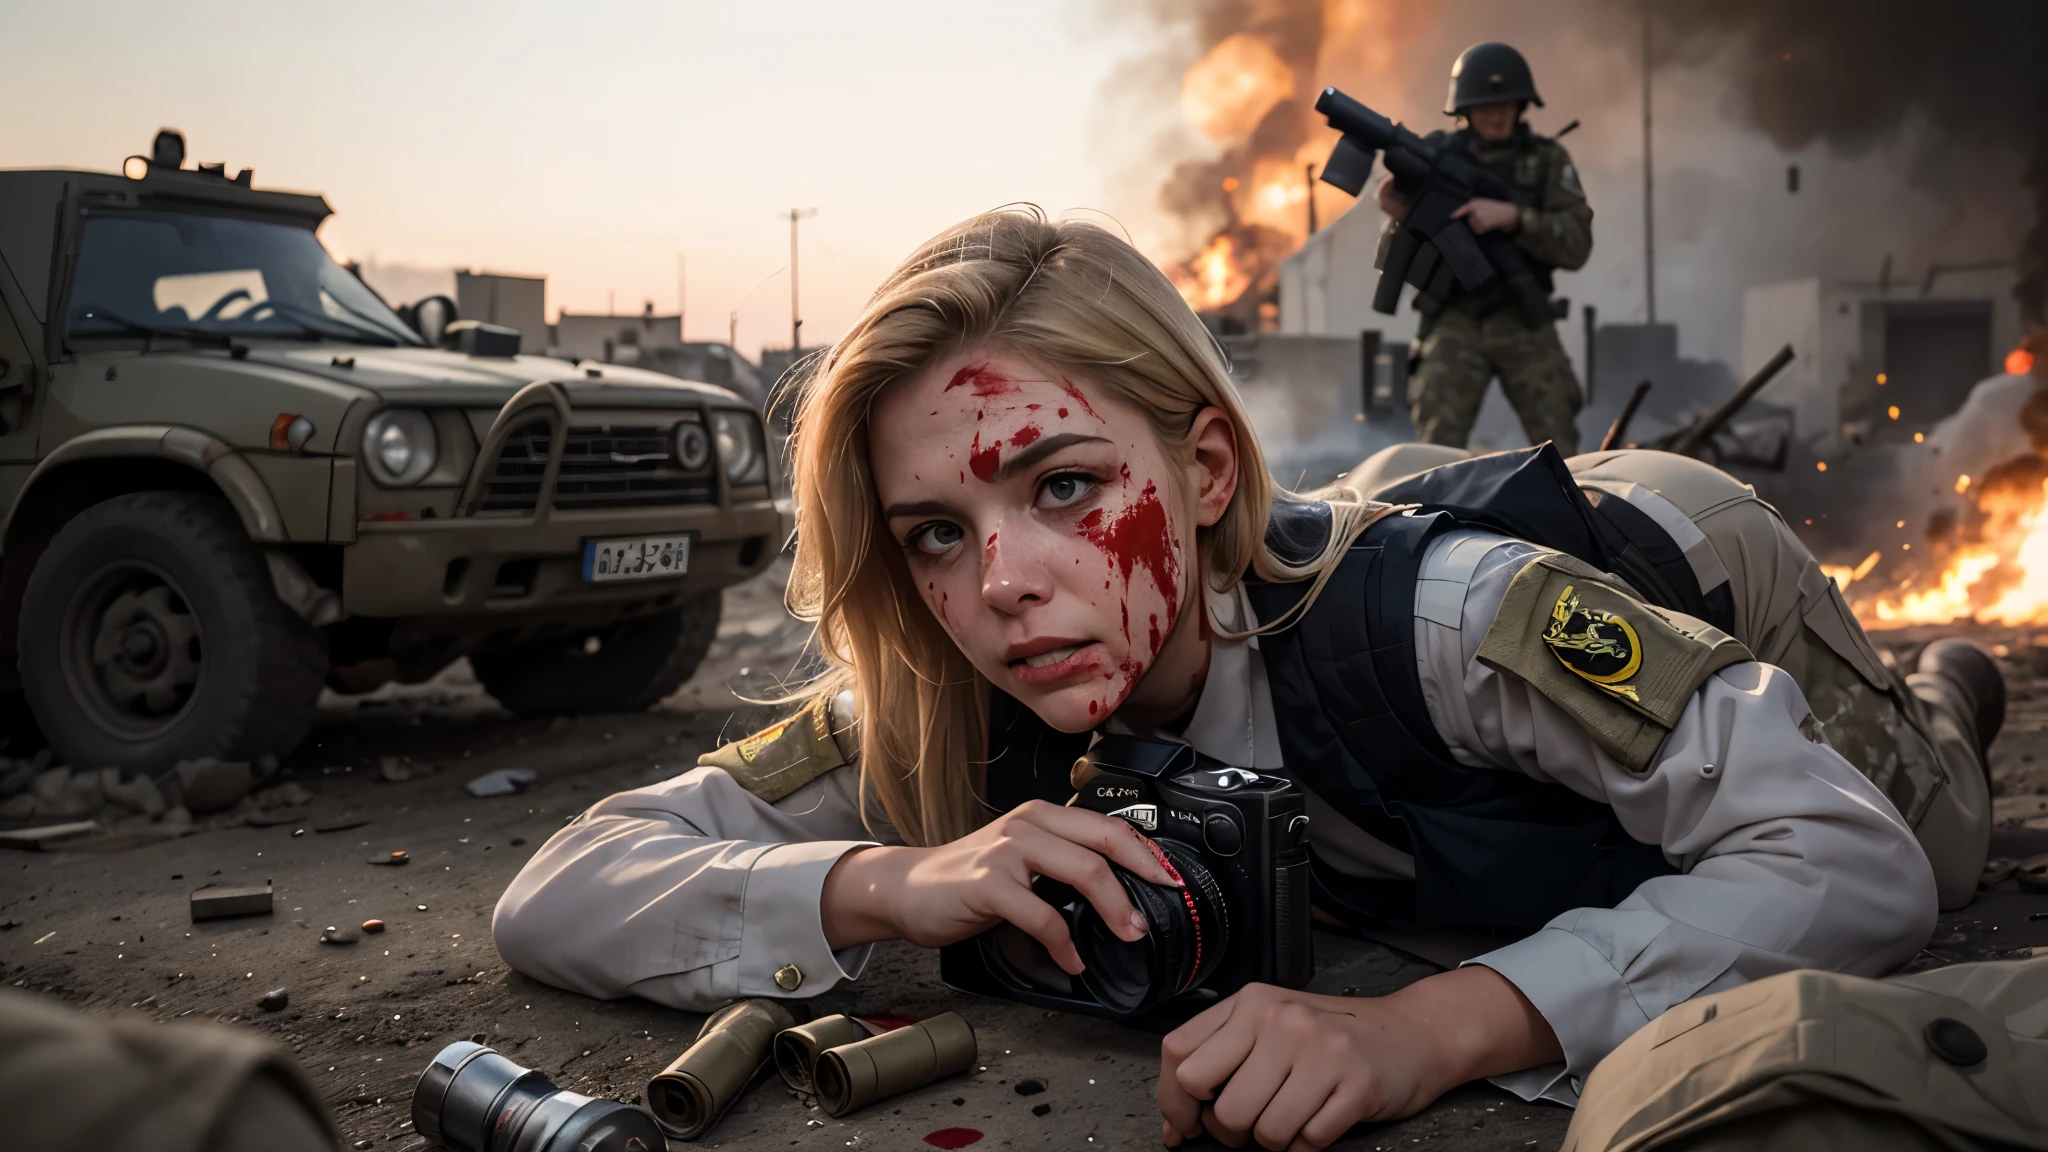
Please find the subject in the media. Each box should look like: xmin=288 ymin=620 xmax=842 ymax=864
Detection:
xmin=773 ymin=1014 xmax=872 ymax=1094
xmin=646 ymin=998 xmax=797 ymax=1140
xmin=814 ymin=1012 xmax=976 ymax=1118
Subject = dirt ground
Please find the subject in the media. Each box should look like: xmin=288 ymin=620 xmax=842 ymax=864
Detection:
xmin=5 ymin=562 xmax=2047 ymax=1152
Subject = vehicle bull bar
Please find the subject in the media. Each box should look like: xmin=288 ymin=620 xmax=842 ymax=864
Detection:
xmin=455 ymin=380 xmax=573 ymax=526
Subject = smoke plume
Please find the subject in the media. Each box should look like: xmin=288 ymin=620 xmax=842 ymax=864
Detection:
xmin=1099 ymin=0 xmax=2048 ymax=336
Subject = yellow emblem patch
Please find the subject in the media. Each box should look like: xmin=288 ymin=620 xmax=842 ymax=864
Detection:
xmin=735 ymin=716 xmax=797 ymax=764
xmin=1544 ymin=584 xmax=1643 ymax=702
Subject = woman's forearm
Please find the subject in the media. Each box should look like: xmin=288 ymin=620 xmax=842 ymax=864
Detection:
xmin=819 ymin=845 xmax=912 ymax=950
xmin=1383 ymin=965 xmax=1563 ymax=1089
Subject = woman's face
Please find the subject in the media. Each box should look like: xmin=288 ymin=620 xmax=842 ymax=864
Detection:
xmin=869 ymin=346 xmax=1231 ymax=732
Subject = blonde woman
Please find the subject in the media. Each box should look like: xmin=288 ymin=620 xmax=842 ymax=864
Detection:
xmin=495 ymin=208 xmax=1977 ymax=1149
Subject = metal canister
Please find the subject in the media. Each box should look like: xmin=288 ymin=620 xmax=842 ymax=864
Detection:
xmin=812 ymin=1012 xmax=976 ymax=1118
xmin=645 ymin=999 xmax=797 ymax=1140
xmin=773 ymin=1014 xmax=873 ymax=1095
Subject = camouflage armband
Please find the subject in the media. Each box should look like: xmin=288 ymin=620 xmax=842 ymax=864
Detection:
xmin=1476 ymin=554 xmax=1752 ymax=774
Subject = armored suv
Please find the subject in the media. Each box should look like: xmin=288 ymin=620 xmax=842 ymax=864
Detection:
xmin=0 ymin=131 xmax=786 ymax=773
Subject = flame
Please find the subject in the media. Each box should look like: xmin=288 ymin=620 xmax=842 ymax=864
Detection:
xmin=2010 ymin=347 xmax=2037 ymax=377
xmin=1181 ymin=33 xmax=1296 ymax=141
xmin=1851 ymin=465 xmax=2048 ymax=628
xmin=1169 ymin=233 xmax=1255 ymax=313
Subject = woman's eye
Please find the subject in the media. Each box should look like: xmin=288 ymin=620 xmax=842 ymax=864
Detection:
xmin=911 ymin=521 xmax=965 ymax=555
xmin=1040 ymin=473 xmax=1095 ymax=508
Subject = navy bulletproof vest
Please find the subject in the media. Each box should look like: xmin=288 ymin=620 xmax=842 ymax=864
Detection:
xmin=988 ymin=445 xmax=1701 ymax=933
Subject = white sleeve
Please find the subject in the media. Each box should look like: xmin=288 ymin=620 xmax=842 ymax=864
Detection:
xmin=491 ymin=764 xmax=881 ymax=1011
xmin=1413 ymin=533 xmax=1938 ymax=1104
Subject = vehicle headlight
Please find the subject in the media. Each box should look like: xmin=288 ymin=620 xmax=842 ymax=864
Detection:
xmin=362 ymin=409 xmax=438 ymax=486
xmin=674 ymin=420 xmax=711 ymax=471
xmin=712 ymin=411 xmax=766 ymax=486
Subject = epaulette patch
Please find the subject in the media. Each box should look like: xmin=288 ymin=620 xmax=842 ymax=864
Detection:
xmin=1478 ymin=554 xmax=1753 ymax=774
xmin=698 ymin=699 xmax=850 ymax=803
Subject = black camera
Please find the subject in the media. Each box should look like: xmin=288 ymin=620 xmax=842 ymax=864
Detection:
xmin=941 ymin=734 xmax=1312 ymax=1025
xmin=412 ymin=1041 xmax=666 ymax=1152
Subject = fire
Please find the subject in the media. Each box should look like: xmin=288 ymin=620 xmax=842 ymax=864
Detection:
xmin=1181 ymin=33 xmax=1295 ymax=141
xmin=1170 ymin=233 xmax=1255 ymax=313
xmin=1849 ymin=465 xmax=2048 ymax=628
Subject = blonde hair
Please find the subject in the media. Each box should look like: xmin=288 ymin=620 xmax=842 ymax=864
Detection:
xmin=783 ymin=206 xmax=1381 ymax=846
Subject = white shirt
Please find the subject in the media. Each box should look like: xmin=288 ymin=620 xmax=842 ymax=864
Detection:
xmin=492 ymin=531 xmax=1936 ymax=1106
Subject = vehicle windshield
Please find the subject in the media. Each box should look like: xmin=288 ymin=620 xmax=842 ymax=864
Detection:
xmin=65 ymin=210 xmax=425 ymax=347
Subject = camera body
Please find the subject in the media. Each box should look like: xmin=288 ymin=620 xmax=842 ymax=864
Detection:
xmin=941 ymin=734 xmax=1312 ymax=1026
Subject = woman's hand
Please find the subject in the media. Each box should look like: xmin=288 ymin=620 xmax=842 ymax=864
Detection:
xmin=819 ymin=800 xmax=1182 ymax=974
xmin=1157 ymin=967 xmax=1562 ymax=1151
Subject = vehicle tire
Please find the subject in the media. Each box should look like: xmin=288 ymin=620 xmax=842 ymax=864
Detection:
xmin=18 ymin=491 xmax=328 ymax=774
xmin=471 ymin=592 xmax=722 ymax=715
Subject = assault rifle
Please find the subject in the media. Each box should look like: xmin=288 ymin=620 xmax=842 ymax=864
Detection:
xmin=1313 ymin=86 xmax=1552 ymax=328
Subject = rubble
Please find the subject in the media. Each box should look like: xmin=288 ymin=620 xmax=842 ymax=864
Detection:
xmin=368 ymin=850 xmax=410 ymax=866
xmin=321 ymin=924 xmax=360 ymax=945
xmin=465 ymin=768 xmax=537 ymax=798
xmin=169 ymin=758 xmax=256 ymax=814
xmin=2020 ymin=856 xmax=2048 ymax=893
xmin=191 ymin=884 xmax=273 ymax=922
xmin=259 ymin=988 xmax=289 ymax=1012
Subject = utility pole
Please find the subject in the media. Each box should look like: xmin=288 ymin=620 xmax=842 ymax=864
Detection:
xmin=1305 ymin=163 xmax=1318 ymax=236
xmin=786 ymin=207 xmax=818 ymax=352
xmin=676 ymin=254 xmax=686 ymax=340
xmin=1641 ymin=0 xmax=1657 ymax=325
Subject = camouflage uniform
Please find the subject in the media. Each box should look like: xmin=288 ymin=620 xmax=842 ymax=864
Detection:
xmin=1396 ymin=123 xmax=1593 ymax=452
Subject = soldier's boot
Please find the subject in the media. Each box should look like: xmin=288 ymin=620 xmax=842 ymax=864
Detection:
xmin=1913 ymin=639 xmax=2005 ymax=760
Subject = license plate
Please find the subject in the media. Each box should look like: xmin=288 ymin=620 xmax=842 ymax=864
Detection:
xmin=582 ymin=534 xmax=691 ymax=583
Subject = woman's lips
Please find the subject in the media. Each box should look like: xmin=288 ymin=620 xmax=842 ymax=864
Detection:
xmin=1010 ymin=641 xmax=1103 ymax=686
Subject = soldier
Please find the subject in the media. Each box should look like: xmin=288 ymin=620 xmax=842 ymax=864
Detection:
xmin=1378 ymin=41 xmax=1592 ymax=452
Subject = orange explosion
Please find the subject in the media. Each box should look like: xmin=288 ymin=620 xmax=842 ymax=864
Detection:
xmin=1846 ymin=459 xmax=2048 ymax=628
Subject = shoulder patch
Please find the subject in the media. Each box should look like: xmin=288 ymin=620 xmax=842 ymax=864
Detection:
xmin=1559 ymin=161 xmax=1583 ymax=199
xmin=698 ymin=699 xmax=851 ymax=803
xmin=1476 ymin=554 xmax=1753 ymax=773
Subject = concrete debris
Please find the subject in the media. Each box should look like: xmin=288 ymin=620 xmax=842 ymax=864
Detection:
xmin=255 ymin=782 xmax=315 ymax=808
xmin=362 ymin=919 xmax=385 ymax=933
xmin=2019 ymin=855 xmax=2048 ymax=893
xmin=0 ymin=760 xmax=36 ymax=797
xmin=169 ymin=758 xmax=256 ymax=815
xmin=100 ymin=769 xmax=166 ymax=817
xmin=0 ymin=821 xmax=101 ymax=851
xmin=28 ymin=767 xmax=101 ymax=821
xmin=259 ymin=988 xmax=289 ymax=1012
xmin=465 ymin=768 xmax=537 ymax=798
xmin=320 ymin=924 xmax=360 ymax=945
xmin=191 ymin=884 xmax=273 ymax=922
xmin=368 ymin=850 xmax=410 ymax=866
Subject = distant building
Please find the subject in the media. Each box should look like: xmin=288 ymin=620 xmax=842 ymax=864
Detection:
xmin=455 ymin=271 xmax=547 ymax=353
xmin=635 ymin=342 xmax=767 ymax=407
xmin=553 ymin=304 xmax=683 ymax=363
xmin=1743 ymin=269 xmax=2021 ymax=455
xmin=1277 ymin=203 xmax=1422 ymax=349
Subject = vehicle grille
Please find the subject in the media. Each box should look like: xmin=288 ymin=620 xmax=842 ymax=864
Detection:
xmin=479 ymin=421 xmax=718 ymax=513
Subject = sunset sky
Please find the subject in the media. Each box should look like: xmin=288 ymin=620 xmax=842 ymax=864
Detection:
xmin=3 ymin=0 xmax=1150 ymax=356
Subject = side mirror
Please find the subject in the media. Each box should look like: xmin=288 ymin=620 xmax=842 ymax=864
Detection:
xmin=403 ymin=295 xmax=459 ymax=346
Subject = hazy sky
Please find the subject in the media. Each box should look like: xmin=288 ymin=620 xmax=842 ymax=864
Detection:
xmin=3 ymin=0 xmax=1146 ymax=357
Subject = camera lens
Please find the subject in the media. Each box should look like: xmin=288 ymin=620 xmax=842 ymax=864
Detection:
xmin=413 ymin=1041 xmax=665 ymax=1152
xmin=1070 ymin=838 xmax=1230 ymax=1015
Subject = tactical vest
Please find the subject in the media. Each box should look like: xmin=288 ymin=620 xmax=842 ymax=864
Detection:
xmin=986 ymin=446 xmax=1726 ymax=934
xmin=1416 ymin=124 xmax=1559 ymax=317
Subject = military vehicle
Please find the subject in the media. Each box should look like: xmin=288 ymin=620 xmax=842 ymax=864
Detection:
xmin=0 ymin=130 xmax=787 ymax=774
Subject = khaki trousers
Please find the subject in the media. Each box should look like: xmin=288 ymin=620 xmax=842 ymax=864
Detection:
xmin=1344 ymin=445 xmax=1992 ymax=910
xmin=1565 ymin=955 xmax=2048 ymax=1151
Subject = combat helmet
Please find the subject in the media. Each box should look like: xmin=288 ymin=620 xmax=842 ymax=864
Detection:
xmin=1445 ymin=42 xmax=1543 ymax=114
